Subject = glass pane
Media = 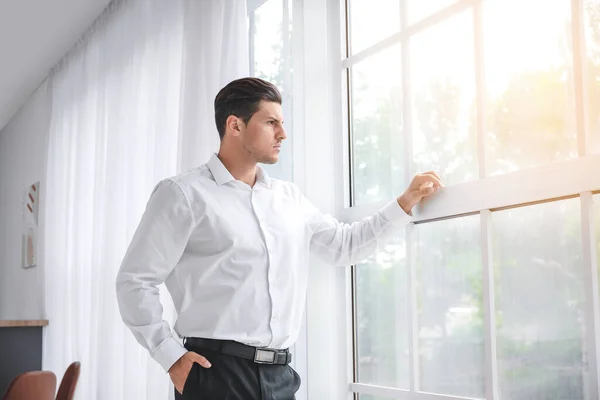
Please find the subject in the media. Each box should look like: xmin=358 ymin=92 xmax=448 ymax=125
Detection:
xmin=252 ymin=0 xmax=288 ymax=90
xmin=493 ymin=199 xmax=586 ymax=400
xmin=351 ymin=45 xmax=405 ymax=205
xmin=414 ymin=216 xmax=484 ymax=398
xmin=251 ymin=0 xmax=293 ymax=181
xmin=355 ymin=235 xmax=409 ymax=389
xmin=408 ymin=0 xmax=458 ymax=26
xmin=411 ymin=11 xmax=477 ymax=185
xmin=349 ymin=0 xmax=400 ymax=55
xmin=585 ymin=0 xmax=600 ymax=154
xmin=484 ymin=0 xmax=577 ymax=176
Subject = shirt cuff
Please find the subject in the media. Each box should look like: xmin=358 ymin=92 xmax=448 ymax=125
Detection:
xmin=380 ymin=199 xmax=412 ymax=222
xmin=152 ymin=334 xmax=188 ymax=373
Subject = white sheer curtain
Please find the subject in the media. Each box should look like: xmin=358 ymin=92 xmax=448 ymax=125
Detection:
xmin=42 ymin=1 xmax=248 ymax=399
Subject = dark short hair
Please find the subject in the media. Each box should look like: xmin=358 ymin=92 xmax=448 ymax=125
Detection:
xmin=214 ymin=77 xmax=282 ymax=140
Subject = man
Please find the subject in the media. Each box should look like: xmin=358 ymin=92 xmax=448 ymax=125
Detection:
xmin=116 ymin=77 xmax=442 ymax=399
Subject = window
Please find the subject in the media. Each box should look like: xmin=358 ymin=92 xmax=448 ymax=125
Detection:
xmin=342 ymin=1 xmax=600 ymax=399
xmin=351 ymin=45 xmax=404 ymax=205
xmin=355 ymin=235 xmax=409 ymax=389
xmin=407 ymin=0 xmax=459 ymax=26
xmin=484 ymin=0 xmax=577 ymax=175
xmin=348 ymin=0 xmax=400 ymax=55
xmin=586 ymin=0 xmax=600 ymax=154
xmin=249 ymin=0 xmax=294 ymax=181
xmin=410 ymin=11 xmax=477 ymax=185
xmin=494 ymin=200 xmax=585 ymax=399
xmin=414 ymin=216 xmax=483 ymax=398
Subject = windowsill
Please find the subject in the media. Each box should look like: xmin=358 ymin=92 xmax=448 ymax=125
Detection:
xmin=0 ymin=320 xmax=49 ymax=328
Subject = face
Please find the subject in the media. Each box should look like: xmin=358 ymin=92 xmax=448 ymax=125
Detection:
xmin=228 ymin=100 xmax=286 ymax=164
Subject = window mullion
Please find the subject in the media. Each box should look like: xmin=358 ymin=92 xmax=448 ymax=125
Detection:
xmin=481 ymin=209 xmax=499 ymax=400
xmin=581 ymin=192 xmax=600 ymax=399
xmin=406 ymin=222 xmax=420 ymax=391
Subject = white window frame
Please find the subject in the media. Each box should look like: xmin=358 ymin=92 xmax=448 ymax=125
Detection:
xmin=295 ymin=0 xmax=356 ymax=399
xmin=338 ymin=0 xmax=600 ymax=400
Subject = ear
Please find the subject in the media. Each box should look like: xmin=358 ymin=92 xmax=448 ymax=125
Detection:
xmin=226 ymin=115 xmax=244 ymax=137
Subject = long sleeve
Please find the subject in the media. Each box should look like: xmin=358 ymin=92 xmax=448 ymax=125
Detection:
xmin=301 ymin=193 xmax=412 ymax=267
xmin=116 ymin=179 xmax=194 ymax=373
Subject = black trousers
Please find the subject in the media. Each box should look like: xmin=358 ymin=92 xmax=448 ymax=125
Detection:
xmin=175 ymin=342 xmax=301 ymax=400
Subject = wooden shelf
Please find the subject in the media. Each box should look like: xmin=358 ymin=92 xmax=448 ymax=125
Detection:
xmin=0 ymin=320 xmax=49 ymax=328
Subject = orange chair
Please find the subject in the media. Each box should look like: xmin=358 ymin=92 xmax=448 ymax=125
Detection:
xmin=56 ymin=362 xmax=81 ymax=400
xmin=2 ymin=371 xmax=57 ymax=400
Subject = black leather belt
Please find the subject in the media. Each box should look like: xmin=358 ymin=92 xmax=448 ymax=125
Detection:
xmin=184 ymin=337 xmax=292 ymax=365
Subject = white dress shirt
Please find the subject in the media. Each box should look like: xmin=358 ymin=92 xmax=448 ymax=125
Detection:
xmin=116 ymin=154 xmax=411 ymax=373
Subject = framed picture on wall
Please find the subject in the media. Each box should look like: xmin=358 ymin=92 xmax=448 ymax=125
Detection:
xmin=22 ymin=181 xmax=39 ymax=268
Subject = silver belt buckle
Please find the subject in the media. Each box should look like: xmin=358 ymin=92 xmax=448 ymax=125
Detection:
xmin=254 ymin=348 xmax=277 ymax=364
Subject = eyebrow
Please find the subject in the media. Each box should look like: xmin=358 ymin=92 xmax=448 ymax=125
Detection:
xmin=266 ymin=116 xmax=284 ymax=123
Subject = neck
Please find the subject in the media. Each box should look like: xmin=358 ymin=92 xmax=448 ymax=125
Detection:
xmin=217 ymin=147 xmax=257 ymax=187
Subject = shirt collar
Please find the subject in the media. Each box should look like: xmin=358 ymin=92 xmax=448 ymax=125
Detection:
xmin=256 ymin=165 xmax=272 ymax=188
xmin=207 ymin=153 xmax=271 ymax=188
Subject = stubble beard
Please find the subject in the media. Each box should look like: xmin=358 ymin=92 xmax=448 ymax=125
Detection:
xmin=243 ymin=143 xmax=278 ymax=165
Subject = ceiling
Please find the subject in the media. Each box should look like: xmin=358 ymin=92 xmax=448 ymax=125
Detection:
xmin=0 ymin=0 xmax=112 ymax=132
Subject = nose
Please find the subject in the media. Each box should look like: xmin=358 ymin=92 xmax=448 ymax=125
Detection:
xmin=278 ymin=126 xmax=287 ymax=141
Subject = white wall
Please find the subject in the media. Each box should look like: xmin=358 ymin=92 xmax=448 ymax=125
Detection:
xmin=0 ymin=80 xmax=50 ymax=320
